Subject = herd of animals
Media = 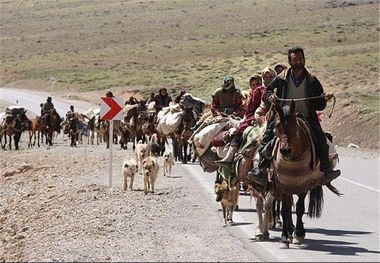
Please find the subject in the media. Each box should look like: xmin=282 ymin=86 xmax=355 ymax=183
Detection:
xmin=1 ymin=92 xmax=341 ymax=248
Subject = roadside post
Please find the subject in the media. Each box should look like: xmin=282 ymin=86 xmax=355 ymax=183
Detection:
xmin=100 ymin=96 xmax=123 ymax=188
xmin=49 ymin=76 xmax=56 ymax=94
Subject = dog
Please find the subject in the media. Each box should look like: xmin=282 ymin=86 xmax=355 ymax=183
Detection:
xmin=142 ymin=156 xmax=159 ymax=194
xmin=135 ymin=141 xmax=149 ymax=174
xmin=214 ymin=180 xmax=239 ymax=227
xmin=163 ymin=150 xmax=175 ymax=177
xmin=122 ymin=158 xmax=138 ymax=191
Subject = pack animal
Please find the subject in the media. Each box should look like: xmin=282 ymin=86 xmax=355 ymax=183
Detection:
xmin=271 ymin=101 xmax=341 ymax=248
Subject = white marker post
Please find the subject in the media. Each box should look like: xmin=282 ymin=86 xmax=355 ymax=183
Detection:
xmin=100 ymin=96 xmax=123 ymax=189
xmin=108 ymin=120 xmax=113 ymax=188
xmin=49 ymin=76 xmax=56 ymax=94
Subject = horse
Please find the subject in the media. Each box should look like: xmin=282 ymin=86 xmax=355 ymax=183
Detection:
xmin=66 ymin=113 xmax=81 ymax=147
xmin=43 ymin=109 xmax=62 ymax=146
xmin=173 ymin=107 xmax=197 ymax=163
xmin=1 ymin=110 xmax=29 ymax=150
xmin=123 ymin=100 xmax=148 ymax=150
xmin=270 ymin=100 xmax=341 ymax=248
xmin=231 ymin=123 xmax=278 ymax=241
xmin=141 ymin=110 xmax=167 ymax=156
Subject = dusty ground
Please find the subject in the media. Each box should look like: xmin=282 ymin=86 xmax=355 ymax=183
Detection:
xmin=0 ymin=135 xmax=265 ymax=262
xmin=0 ymin=91 xmax=378 ymax=262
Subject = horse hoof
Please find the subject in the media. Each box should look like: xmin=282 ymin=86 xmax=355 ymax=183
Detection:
xmin=255 ymin=234 xmax=264 ymax=241
xmin=280 ymin=241 xmax=290 ymax=249
xmin=293 ymin=235 xmax=305 ymax=245
xmin=263 ymin=232 xmax=270 ymax=241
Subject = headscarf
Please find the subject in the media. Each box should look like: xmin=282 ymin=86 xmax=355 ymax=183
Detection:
xmin=261 ymin=67 xmax=277 ymax=87
xmin=221 ymin=75 xmax=235 ymax=90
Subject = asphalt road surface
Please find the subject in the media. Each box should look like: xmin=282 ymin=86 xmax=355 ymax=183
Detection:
xmin=1 ymin=87 xmax=379 ymax=262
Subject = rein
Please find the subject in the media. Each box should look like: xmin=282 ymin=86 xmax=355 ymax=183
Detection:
xmin=276 ymin=93 xmax=336 ymax=118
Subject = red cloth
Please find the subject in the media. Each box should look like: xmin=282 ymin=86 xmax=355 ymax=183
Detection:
xmin=236 ymin=85 xmax=266 ymax=134
xmin=211 ymin=89 xmax=244 ymax=117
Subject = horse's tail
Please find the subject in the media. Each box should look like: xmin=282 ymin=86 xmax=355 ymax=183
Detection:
xmin=308 ymin=185 xmax=324 ymax=218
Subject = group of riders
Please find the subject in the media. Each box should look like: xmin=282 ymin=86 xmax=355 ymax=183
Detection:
xmin=25 ymin=46 xmax=341 ymax=187
xmin=208 ymin=47 xmax=340 ymax=186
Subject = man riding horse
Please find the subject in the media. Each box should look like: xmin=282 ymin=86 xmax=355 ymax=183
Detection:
xmin=248 ymin=46 xmax=341 ymax=186
xmin=41 ymin=96 xmax=55 ymax=129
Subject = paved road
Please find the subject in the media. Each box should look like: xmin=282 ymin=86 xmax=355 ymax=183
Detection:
xmin=0 ymin=88 xmax=94 ymax=117
xmin=1 ymin=87 xmax=379 ymax=262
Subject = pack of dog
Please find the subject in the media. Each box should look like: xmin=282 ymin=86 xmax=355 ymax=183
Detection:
xmin=122 ymin=158 xmax=138 ymax=191
xmin=142 ymin=156 xmax=159 ymax=195
xmin=163 ymin=150 xmax=175 ymax=177
xmin=214 ymin=180 xmax=240 ymax=227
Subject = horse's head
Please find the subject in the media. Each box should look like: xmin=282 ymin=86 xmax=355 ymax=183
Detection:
xmin=274 ymin=100 xmax=298 ymax=158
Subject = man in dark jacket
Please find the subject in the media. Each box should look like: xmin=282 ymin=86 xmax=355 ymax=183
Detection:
xmin=154 ymin=88 xmax=172 ymax=112
xmin=41 ymin=96 xmax=55 ymax=128
xmin=248 ymin=47 xmax=340 ymax=185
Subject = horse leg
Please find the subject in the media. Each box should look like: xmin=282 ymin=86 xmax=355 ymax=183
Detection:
xmin=2 ymin=133 xmax=6 ymax=149
xmin=293 ymin=193 xmax=306 ymax=244
xmin=8 ymin=134 xmax=12 ymax=150
xmin=262 ymin=193 xmax=274 ymax=240
xmin=14 ymin=133 xmax=21 ymax=150
xmin=275 ymin=200 xmax=283 ymax=227
xmin=182 ymin=141 xmax=188 ymax=164
xmin=280 ymin=195 xmax=292 ymax=248
xmin=255 ymin=198 xmax=265 ymax=240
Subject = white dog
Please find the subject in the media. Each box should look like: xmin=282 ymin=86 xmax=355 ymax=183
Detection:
xmin=135 ymin=141 xmax=149 ymax=174
xmin=142 ymin=156 xmax=159 ymax=194
xmin=122 ymin=158 xmax=138 ymax=191
xmin=163 ymin=150 xmax=175 ymax=177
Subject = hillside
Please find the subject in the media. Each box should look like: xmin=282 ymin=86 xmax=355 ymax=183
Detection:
xmin=0 ymin=0 xmax=379 ymax=149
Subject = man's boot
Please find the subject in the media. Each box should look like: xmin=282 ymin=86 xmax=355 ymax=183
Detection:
xmin=320 ymin=154 xmax=341 ymax=181
xmin=247 ymin=139 xmax=275 ymax=185
xmin=215 ymin=145 xmax=238 ymax=167
xmin=247 ymin=154 xmax=270 ymax=185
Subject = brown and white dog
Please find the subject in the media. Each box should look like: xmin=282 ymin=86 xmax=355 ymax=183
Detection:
xmin=142 ymin=156 xmax=159 ymax=194
xmin=214 ymin=180 xmax=240 ymax=227
xmin=122 ymin=158 xmax=138 ymax=191
xmin=163 ymin=150 xmax=175 ymax=177
xmin=135 ymin=141 xmax=149 ymax=174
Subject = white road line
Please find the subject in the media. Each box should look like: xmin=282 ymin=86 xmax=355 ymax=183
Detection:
xmin=340 ymin=176 xmax=380 ymax=193
xmin=183 ymin=164 xmax=290 ymax=262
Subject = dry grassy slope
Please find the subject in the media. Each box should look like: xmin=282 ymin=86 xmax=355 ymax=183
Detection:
xmin=0 ymin=0 xmax=379 ymax=149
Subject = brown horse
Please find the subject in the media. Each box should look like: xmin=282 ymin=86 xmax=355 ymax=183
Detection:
xmin=174 ymin=108 xmax=197 ymax=163
xmin=271 ymin=100 xmax=341 ymax=248
xmin=43 ymin=109 xmax=62 ymax=146
xmin=27 ymin=116 xmax=45 ymax=148
xmin=1 ymin=111 xmax=29 ymax=150
xmin=123 ymin=100 xmax=147 ymax=150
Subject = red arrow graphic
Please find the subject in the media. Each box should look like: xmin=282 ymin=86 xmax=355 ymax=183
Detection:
xmin=101 ymin=97 xmax=123 ymax=120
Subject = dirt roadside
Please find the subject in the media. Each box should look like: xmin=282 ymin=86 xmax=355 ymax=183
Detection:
xmin=0 ymin=135 xmax=267 ymax=262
